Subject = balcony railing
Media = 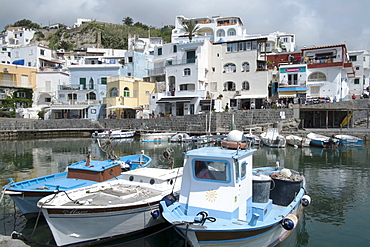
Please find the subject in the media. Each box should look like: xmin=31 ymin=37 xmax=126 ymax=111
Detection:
xmin=165 ymin=58 xmax=196 ymax=66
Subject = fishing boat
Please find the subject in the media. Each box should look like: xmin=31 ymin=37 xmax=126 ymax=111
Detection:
xmin=286 ymin=134 xmax=311 ymax=147
xmin=37 ymin=167 xmax=183 ymax=247
xmin=2 ymin=153 xmax=151 ymax=219
xmin=334 ymin=134 xmax=363 ymax=146
xmin=91 ymin=129 xmax=135 ymax=139
xmin=244 ymin=130 xmax=262 ymax=146
xmin=160 ymin=146 xmax=311 ymax=247
xmin=221 ymin=130 xmax=250 ymax=150
xmin=307 ymin=132 xmax=339 ymax=148
xmin=170 ymin=133 xmax=192 ymax=142
xmin=260 ymin=128 xmax=286 ymax=148
xmin=140 ymin=132 xmax=177 ymax=142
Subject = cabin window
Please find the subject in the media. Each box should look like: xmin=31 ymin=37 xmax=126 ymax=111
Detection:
xmin=234 ymin=162 xmax=240 ymax=182
xmin=194 ymin=160 xmax=228 ymax=182
xmin=241 ymin=162 xmax=247 ymax=179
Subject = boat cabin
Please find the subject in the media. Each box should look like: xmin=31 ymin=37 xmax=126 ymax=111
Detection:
xmin=179 ymin=147 xmax=256 ymax=222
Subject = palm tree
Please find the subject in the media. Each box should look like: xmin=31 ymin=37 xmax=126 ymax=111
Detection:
xmin=181 ymin=19 xmax=200 ymax=42
xmin=122 ymin=17 xmax=133 ymax=26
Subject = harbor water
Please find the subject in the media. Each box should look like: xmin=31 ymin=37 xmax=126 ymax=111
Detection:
xmin=0 ymin=136 xmax=369 ymax=246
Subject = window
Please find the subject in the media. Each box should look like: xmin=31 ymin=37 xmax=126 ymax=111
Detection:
xmin=242 ymin=62 xmax=250 ymax=72
xmin=101 ymin=77 xmax=107 ymax=85
xmin=308 ymin=72 xmax=326 ymax=82
xmin=234 ymin=162 xmax=240 ymax=182
xmin=288 ymin=74 xmax=298 ymax=85
xmin=110 ymin=88 xmax=118 ymax=97
xmin=158 ymin=47 xmax=162 ymax=56
xmin=194 ymin=160 xmax=229 ymax=182
xmin=173 ymin=45 xmax=177 ymax=53
xmin=241 ymin=162 xmax=247 ymax=179
xmin=356 ymin=66 xmax=360 ymax=70
xmin=354 ymin=78 xmax=360 ymax=84
xmin=40 ymin=49 xmax=45 ymax=56
xmin=16 ymin=92 xmax=26 ymax=98
xmin=87 ymin=92 xmax=96 ymax=100
xmin=123 ymin=87 xmax=130 ymax=97
xmin=227 ymin=43 xmax=238 ymax=52
xmin=224 ymin=81 xmax=236 ymax=91
xmin=223 ymin=63 xmax=236 ymax=73
xmin=242 ymin=81 xmax=250 ymax=90
xmin=89 ymin=78 xmax=94 ymax=89
xmin=79 ymin=78 xmax=86 ymax=89
xmin=184 ymin=68 xmax=191 ymax=76
xmin=45 ymin=97 xmax=51 ymax=103
xmin=179 ymin=84 xmax=195 ymax=91
xmin=67 ymin=93 xmax=77 ymax=100
xmin=128 ymin=57 xmax=133 ymax=63
xmin=227 ymin=28 xmax=236 ymax=36
xmin=349 ymin=55 xmax=357 ymax=61
xmin=217 ymin=30 xmax=225 ymax=37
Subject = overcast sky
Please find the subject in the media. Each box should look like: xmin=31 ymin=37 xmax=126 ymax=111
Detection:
xmin=1 ymin=0 xmax=370 ymax=51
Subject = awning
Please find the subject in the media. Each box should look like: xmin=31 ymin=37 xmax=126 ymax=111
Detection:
xmin=48 ymin=105 xmax=89 ymax=110
xmin=278 ymin=87 xmax=307 ymax=92
xmin=107 ymin=105 xmax=142 ymax=110
xmin=156 ymin=97 xmax=195 ymax=104
xmin=12 ymin=59 xmax=25 ymax=65
xmin=39 ymin=57 xmax=63 ymax=64
xmin=235 ymin=94 xmax=267 ymax=99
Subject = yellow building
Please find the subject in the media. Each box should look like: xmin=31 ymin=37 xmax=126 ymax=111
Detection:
xmin=0 ymin=64 xmax=36 ymax=116
xmin=103 ymin=77 xmax=154 ymax=119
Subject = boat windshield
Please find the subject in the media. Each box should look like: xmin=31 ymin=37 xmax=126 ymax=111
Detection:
xmin=194 ymin=160 xmax=228 ymax=182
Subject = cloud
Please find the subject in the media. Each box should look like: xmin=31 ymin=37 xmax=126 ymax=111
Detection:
xmin=1 ymin=0 xmax=370 ymax=51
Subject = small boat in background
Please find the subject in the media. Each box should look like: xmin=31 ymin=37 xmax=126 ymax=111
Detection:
xmin=307 ymin=132 xmax=339 ymax=148
xmin=334 ymin=134 xmax=363 ymax=146
xmin=92 ymin=129 xmax=135 ymax=139
xmin=286 ymin=134 xmax=311 ymax=147
xmin=244 ymin=130 xmax=262 ymax=146
xmin=140 ymin=132 xmax=177 ymax=142
xmin=160 ymin=146 xmax=311 ymax=247
xmin=170 ymin=133 xmax=192 ymax=142
xmin=260 ymin=128 xmax=286 ymax=148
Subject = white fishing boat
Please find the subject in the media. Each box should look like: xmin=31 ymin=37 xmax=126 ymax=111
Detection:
xmin=140 ymin=132 xmax=177 ymax=142
xmin=260 ymin=128 xmax=286 ymax=148
xmin=160 ymin=146 xmax=311 ymax=247
xmin=307 ymin=132 xmax=339 ymax=148
xmin=286 ymin=134 xmax=311 ymax=147
xmin=37 ymin=167 xmax=183 ymax=246
xmin=170 ymin=133 xmax=192 ymax=142
xmin=244 ymin=130 xmax=262 ymax=146
xmin=334 ymin=134 xmax=363 ymax=146
xmin=92 ymin=129 xmax=135 ymax=139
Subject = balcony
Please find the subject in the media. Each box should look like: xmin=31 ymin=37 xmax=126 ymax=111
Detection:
xmin=165 ymin=58 xmax=196 ymax=66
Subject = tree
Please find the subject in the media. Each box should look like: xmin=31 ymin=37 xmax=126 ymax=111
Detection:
xmin=181 ymin=19 xmax=200 ymax=42
xmin=122 ymin=17 xmax=134 ymax=26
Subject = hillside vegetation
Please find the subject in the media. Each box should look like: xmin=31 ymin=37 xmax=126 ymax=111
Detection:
xmin=5 ymin=18 xmax=173 ymax=51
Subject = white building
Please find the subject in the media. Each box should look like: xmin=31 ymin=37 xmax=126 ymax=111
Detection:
xmin=348 ymin=50 xmax=370 ymax=96
xmin=0 ymin=27 xmax=35 ymax=47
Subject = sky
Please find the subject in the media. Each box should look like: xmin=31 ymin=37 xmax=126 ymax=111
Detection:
xmin=1 ymin=0 xmax=370 ymax=51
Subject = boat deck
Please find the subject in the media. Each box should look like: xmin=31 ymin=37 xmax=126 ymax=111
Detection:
xmin=62 ymin=185 xmax=161 ymax=207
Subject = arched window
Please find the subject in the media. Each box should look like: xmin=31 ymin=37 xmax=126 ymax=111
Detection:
xmin=123 ymin=87 xmax=130 ymax=97
xmin=217 ymin=30 xmax=225 ymax=37
xmin=242 ymin=62 xmax=250 ymax=72
xmin=227 ymin=28 xmax=236 ymax=36
xmin=89 ymin=77 xmax=94 ymax=89
xmin=87 ymin=92 xmax=96 ymax=100
xmin=184 ymin=68 xmax=191 ymax=76
xmin=223 ymin=63 xmax=236 ymax=73
xmin=110 ymin=87 xmax=118 ymax=97
xmin=308 ymin=72 xmax=326 ymax=82
xmin=223 ymin=81 xmax=236 ymax=91
xmin=242 ymin=81 xmax=250 ymax=90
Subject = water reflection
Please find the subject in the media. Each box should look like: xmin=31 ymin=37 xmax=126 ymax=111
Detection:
xmin=0 ymin=138 xmax=370 ymax=246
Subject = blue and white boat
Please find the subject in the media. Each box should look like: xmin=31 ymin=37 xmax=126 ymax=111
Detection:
xmin=160 ymin=146 xmax=311 ymax=247
xmin=2 ymin=153 xmax=152 ymax=219
xmin=307 ymin=132 xmax=339 ymax=148
xmin=92 ymin=129 xmax=135 ymax=139
xmin=334 ymin=134 xmax=363 ymax=146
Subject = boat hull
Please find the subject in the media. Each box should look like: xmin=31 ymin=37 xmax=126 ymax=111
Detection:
xmin=42 ymin=204 xmax=163 ymax=246
xmin=92 ymin=130 xmax=135 ymax=139
xmin=173 ymin=204 xmax=303 ymax=247
xmin=140 ymin=132 xmax=177 ymax=142
xmin=335 ymin=135 xmax=363 ymax=146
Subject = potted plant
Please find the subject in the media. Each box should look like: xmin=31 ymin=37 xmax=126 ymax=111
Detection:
xmin=217 ymin=94 xmax=223 ymax=99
